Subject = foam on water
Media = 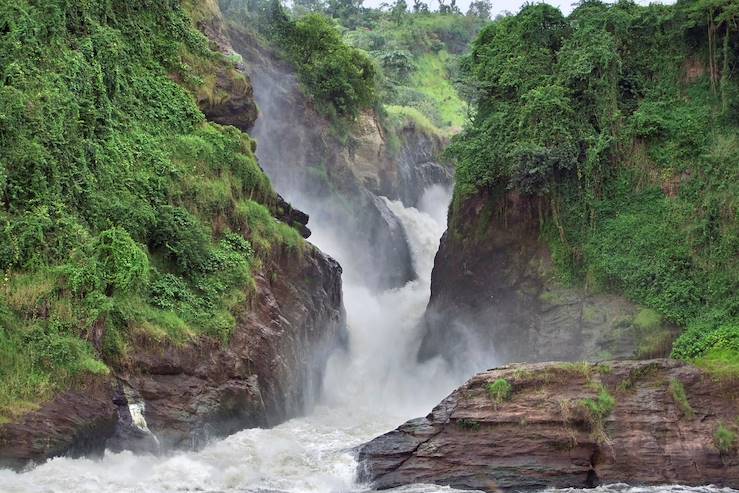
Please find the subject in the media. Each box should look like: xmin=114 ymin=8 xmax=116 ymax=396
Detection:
xmin=2 ymin=187 xmax=734 ymax=493
xmin=0 ymin=187 xmax=465 ymax=493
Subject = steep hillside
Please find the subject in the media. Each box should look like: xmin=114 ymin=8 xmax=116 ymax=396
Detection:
xmin=220 ymin=5 xmax=457 ymax=289
xmin=0 ymin=0 xmax=344 ymax=465
xmin=421 ymin=1 xmax=738 ymax=374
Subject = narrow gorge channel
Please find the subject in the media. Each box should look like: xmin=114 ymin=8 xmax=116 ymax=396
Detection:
xmin=1 ymin=2 xmax=737 ymax=491
xmin=2 ymin=53 xmax=735 ymax=493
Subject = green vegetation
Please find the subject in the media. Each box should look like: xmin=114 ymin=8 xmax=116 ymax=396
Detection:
xmin=487 ymin=378 xmax=512 ymax=404
xmin=713 ymin=423 xmax=737 ymax=454
xmin=344 ymin=13 xmax=483 ymax=130
xmin=222 ymin=0 xmax=378 ymax=119
xmin=457 ymin=418 xmax=481 ymax=431
xmin=694 ymin=349 xmax=739 ymax=383
xmin=580 ymin=384 xmax=616 ymax=444
xmin=0 ymin=0 xmax=301 ymax=421
xmin=669 ymin=378 xmax=695 ymax=419
xmin=221 ymin=0 xmax=484 ymax=130
xmin=633 ymin=308 xmax=673 ymax=359
xmin=617 ymin=362 xmax=661 ymax=391
xmin=450 ymin=1 xmax=739 ymax=374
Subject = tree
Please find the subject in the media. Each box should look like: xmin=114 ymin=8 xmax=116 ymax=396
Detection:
xmin=391 ymin=0 xmax=408 ymax=24
xmin=467 ymin=0 xmax=492 ymax=19
xmin=293 ymin=0 xmax=328 ymax=15
xmin=325 ymin=0 xmax=364 ymax=25
xmin=412 ymin=0 xmax=429 ymax=14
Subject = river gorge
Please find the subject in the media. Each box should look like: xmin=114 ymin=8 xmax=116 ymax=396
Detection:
xmin=0 ymin=1 xmax=737 ymax=492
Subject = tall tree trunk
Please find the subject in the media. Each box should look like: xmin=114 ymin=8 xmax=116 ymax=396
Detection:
xmin=721 ymin=25 xmax=730 ymax=113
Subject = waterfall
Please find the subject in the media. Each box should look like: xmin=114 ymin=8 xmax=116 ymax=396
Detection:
xmin=0 ymin=185 xmax=464 ymax=493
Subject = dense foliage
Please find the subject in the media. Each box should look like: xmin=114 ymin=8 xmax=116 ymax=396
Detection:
xmin=221 ymin=0 xmax=485 ymax=129
xmin=0 ymin=0 xmax=302 ymax=421
xmin=345 ymin=12 xmax=484 ymax=130
xmin=450 ymin=0 xmax=738 ymax=371
xmin=222 ymin=0 xmax=379 ymax=119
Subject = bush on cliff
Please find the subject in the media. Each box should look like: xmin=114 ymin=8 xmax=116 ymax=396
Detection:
xmin=449 ymin=0 xmax=738 ymax=372
xmin=222 ymin=0 xmax=379 ymax=119
xmin=0 ymin=0 xmax=300 ymax=421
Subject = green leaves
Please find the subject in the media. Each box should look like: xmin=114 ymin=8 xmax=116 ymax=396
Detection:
xmin=0 ymin=0 xmax=292 ymax=417
xmin=93 ymin=228 xmax=149 ymax=295
xmin=453 ymin=0 xmax=739 ymax=372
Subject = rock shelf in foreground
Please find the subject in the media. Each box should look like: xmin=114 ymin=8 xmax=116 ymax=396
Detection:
xmin=358 ymin=359 xmax=739 ymax=491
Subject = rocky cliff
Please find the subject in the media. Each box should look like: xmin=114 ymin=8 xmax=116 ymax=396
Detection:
xmin=0 ymin=4 xmax=345 ymax=469
xmin=0 ymin=244 xmax=344 ymax=469
xmin=358 ymin=359 xmax=739 ymax=491
xmin=227 ymin=26 xmax=452 ymax=289
xmin=419 ymin=187 xmax=675 ymax=373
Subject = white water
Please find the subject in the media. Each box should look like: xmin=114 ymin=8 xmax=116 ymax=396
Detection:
xmin=0 ymin=186 xmax=469 ymax=493
xmin=2 ymin=188 xmax=735 ymax=493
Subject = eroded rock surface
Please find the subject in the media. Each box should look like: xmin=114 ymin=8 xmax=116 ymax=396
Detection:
xmin=420 ymin=188 xmax=675 ymax=373
xmin=0 ymin=241 xmax=344 ymax=468
xmin=358 ymin=359 xmax=739 ymax=491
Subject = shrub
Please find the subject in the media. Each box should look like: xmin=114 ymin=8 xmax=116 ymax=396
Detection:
xmin=713 ymin=423 xmax=737 ymax=454
xmin=581 ymin=386 xmax=616 ymax=421
xmin=580 ymin=385 xmax=616 ymax=444
xmin=92 ymin=228 xmax=150 ymax=294
xmin=668 ymin=379 xmax=694 ymax=419
xmin=487 ymin=378 xmax=512 ymax=404
xmin=150 ymin=206 xmax=210 ymax=273
xmin=457 ymin=418 xmax=481 ymax=431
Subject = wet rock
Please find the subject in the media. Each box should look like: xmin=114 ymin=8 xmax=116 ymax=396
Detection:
xmin=0 ymin=245 xmax=345 ymax=466
xmin=0 ymin=378 xmax=117 ymax=470
xmin=120 ymin=245 xmax=345 ymax=450
xmin=198 ymin=65 xmax=258 ymax=133
xmin=358 ymin=359 xmax=739 ymax=491
xmin=188 ymin=0 xmax=258 ymax=131
xmin=275 ymin=193 xmax=311 ymax=238
xmin=419 ymin=187 xmax=675 ymax=373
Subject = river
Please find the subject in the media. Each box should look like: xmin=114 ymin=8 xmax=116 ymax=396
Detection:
xmin=2 ymin=187 xmax=734 ymax=493
xmin=0 ymin=184 xmax=469 ymax=492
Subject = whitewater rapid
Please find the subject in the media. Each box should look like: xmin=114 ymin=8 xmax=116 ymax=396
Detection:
xmin=3 ymin=189 xmax=736 ymax=493
xmin=0 ymin=186 xmax=465 ymax=493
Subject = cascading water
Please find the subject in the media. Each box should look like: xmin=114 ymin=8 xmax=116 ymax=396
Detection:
xmin=0 ymin=185 xmax=467 ymax=493
xmin=2 ymin=37 xmax=734 ymax=493
xmin=3 ymin=187 xmax=734 ymax=493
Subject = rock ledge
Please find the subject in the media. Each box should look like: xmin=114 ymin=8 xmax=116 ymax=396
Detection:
xmin=358 ymin=359 xmax=739 ymax=491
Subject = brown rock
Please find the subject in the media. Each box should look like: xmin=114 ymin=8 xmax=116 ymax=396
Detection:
xmin=358 ymin=359 xmax=739 ymax=491
xmin=419 ymin=187 xmax=675 ymax=372
xmin=0 ymin=377 xmax=117 ymax=469
xmin=0 ymin=244 xmax=344 ymax=467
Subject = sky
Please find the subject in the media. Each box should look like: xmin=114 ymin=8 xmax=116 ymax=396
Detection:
xmin=362 ymin=0 xmax=675 ymax=17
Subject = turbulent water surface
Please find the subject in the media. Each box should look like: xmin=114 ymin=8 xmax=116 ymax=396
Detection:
xmin=3 ymin=190 xmax=733 ymax=493
xmin=2 ymin=49 xmax=735 ymax=493
xmin=0 ymin=187 xmax=465 ymax=493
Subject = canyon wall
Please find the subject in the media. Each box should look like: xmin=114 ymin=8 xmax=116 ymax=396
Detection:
xmin=419 ymin=187 xmax=676 ymax=374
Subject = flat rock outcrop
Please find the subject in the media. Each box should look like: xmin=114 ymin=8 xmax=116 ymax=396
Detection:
xmin=358 ymin=359 xmax=739 ymax=491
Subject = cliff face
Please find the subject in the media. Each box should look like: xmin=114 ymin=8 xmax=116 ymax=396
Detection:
xmin=358 ymin=359 xmax=739 ymax=491
xmin=227 ymin=26 xmax=452 ymax=289
xmin=0 ymin=4 xmax=345 ymax=469
xmin=0 ymin=245 xmax=344 ymax=468
xmin=419 ymin=188 xmax=674 ymax=373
